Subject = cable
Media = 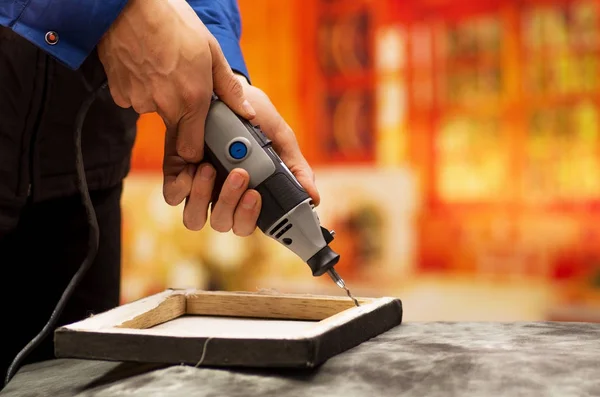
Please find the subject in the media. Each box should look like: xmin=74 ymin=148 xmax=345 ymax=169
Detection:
xmin=193 ymin=337 xmax=213 ymax=368
xmin=3 ymin=79 xmax=108 ymax=387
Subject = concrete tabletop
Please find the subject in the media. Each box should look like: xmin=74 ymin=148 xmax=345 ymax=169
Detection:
xmin=2 ymin=321 xmax=599 ymax=397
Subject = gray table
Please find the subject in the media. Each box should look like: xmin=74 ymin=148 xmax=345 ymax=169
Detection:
xmin=2 ymin=322 xmax=599 ymax=397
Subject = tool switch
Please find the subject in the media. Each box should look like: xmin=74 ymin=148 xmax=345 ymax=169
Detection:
xmin=226 ymin=138 xmax=251 ymax=162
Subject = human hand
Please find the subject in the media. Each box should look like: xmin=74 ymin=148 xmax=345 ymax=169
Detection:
xmin=181 ymin=75 xmax=320 ymax=236
xmin=96 ymin=0 xmax=255 ymax=205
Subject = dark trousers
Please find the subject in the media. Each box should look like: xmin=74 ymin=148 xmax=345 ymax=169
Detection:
xmin=0 ymin=183 xmax=123 ymax=383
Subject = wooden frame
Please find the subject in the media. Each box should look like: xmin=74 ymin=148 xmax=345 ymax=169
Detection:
xmin=54 ymin=289 xmax=403 ymax=368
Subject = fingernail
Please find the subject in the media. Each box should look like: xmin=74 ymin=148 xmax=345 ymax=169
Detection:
xmin=230 ymin=172 xmax=244 ymax=189
xmin=241 ymin=193 xmax=257 ymax=209
xmin=242 ymin=100 xmax=256 ymax=118
xmin=200 ymin=165 xmax=215 ymax=180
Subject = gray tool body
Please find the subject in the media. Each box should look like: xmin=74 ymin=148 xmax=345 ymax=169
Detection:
xmin=203 ymin=99 xmax=342 ymax=279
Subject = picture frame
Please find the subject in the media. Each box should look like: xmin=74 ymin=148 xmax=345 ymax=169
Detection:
xmin=54 ymin=289 xmax=403 ymax=368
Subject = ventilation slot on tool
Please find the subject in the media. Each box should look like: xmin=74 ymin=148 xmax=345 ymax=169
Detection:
xmin=276 ymin=223 xmax=293 ymax=239
xmin=269 ymin=219 xmax=288 ymax=236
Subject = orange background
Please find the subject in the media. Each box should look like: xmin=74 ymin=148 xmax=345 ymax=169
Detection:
xmin=121 ymin=0 xmax=600 ymax=322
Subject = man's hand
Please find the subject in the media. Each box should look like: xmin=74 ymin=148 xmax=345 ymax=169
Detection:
xmin=96 ymin=0 xmax=255 ymax=206
xmin=182 ymin=76 xmax=320 ymax=237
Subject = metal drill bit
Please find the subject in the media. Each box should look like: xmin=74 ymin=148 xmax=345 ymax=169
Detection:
xmin=327 ymin=268 xmax=360 ymax=307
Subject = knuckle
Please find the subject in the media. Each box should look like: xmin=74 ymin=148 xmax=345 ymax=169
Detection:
xmin=232 ymin=220 xmax=256 ymax=237
xmin=191 ymin=183 xmax=212 ymax=200
xmin=107 ymin=86 xmax=128 ymax=108
xmin=152 ymin=93 xmax=168 ymax=111
xmin=112 ymin=94 xmax=130 ymax=109
xmin=232 ymin=225 xmax=250 ymax=237
xmin=226 ymin=76 xmax=244 ymax=97
xmin=218 ymin=191 xmax=239 ymax=207
xmin=134 ymin=102 xmax=155 ymax=114
xmin=130 ymin=97 xmax=149 ymax=113
xmin=181 ymin=86 xmax=209 ymax=110
xmin=176 ymin=142 xmax=200 ymax=162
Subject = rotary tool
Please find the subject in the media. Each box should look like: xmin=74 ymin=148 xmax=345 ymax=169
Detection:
xmin=3 ymin=84 xmax=357 ymax=388
xmin=203 ymin=97 xmax=358 ymax=306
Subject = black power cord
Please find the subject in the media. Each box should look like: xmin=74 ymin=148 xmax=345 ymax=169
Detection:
xmin=3 ymin=79 xmax=108 ymax=387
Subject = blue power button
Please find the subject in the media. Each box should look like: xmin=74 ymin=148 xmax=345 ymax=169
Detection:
xmin=228 ymin=141 xmax=248 ymax=160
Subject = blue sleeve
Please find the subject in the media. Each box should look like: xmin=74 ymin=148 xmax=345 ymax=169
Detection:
xmin=0 ymin=0 xmax=250 ymax=78
xmin=0 ymin=0 xmax=128 ymax=70
xmin=189 ymin=0 xmax=251 ymax=83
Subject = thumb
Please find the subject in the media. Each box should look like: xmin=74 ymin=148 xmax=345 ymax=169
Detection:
xmin=209 ymin=39 xmax=256 ymax=120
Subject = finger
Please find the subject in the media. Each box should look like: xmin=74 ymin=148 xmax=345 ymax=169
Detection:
xmin=287 ymin=160 xmax=320 ymax=207
xmin=232 ymin=190 xmax=261 ymax=237
xmin=261 ymin=115 xmax=321 ymax=206
xmin=183 ymin=163 xmax=216 ymax=230
xmin=163 ymin=163 xmax=196 ymax=206
xmin=210 ymin=169 xmax=249 ymax=232
xmin=163 ymin=127 xmax=195 ymax=206
xmin=209 ymin=39 xmax=255 ymax=120
xmin=104 ymin=68 xmax=130 ymax=108
xmin=175 ymin=91 xmax=211 ymax=163
xmin=129 ymin=75 xmax=156 ymax=114
xmin=107 ymin=83 xmax=130 ymax=108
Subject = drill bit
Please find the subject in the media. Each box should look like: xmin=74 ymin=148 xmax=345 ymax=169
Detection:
xmin=327 ymin=268 xmax=360 ymax=307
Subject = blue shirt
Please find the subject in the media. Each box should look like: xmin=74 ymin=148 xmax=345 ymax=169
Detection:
xmin=0 ymin=0 xmax=249 ymax=79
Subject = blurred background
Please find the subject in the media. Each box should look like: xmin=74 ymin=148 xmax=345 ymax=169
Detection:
xmin=120 ymin=0 xmax=600 ymax=322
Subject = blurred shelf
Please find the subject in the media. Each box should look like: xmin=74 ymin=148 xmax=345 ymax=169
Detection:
xmin=122 ymin=0 xmax=600 ymax=313
xmin=522 ymin=93 xmax=600 ymax=108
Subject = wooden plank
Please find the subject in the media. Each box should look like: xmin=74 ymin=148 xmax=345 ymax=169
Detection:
xmin=61 ymin=289 xmax=180 ymax=332
xmin=119 ymin=294 xmax=186 ymax=329
xmin=54 ymin=289 xmax=403 ymax=368
xmin=185 ymin=290 xmax=373 ymax=321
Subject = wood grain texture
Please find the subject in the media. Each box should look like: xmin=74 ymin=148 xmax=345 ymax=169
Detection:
xmin=60 ymin=289 xmax=179 ymax=332
xmin=119 ymin=294 xmax=186 ymax=329
xmin=185 ymin=290 xmax=374 ymax=321
xmin=54 ymin=289 xmax=403 ymax=368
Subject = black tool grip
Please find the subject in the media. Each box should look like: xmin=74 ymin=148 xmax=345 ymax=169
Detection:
xmin=202 ymin=138 xmax=309 ymax=233
xmin=254 ymin=169 xmax=310 ymax=232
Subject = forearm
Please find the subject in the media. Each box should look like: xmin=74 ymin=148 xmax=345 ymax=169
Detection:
xmin=0 ymin=0 xmax=250 ymax=79
xmin=189 ymin=0 xmax=250 ymax=83
xmin=0 ymin=0 xmax=128 ymax=69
